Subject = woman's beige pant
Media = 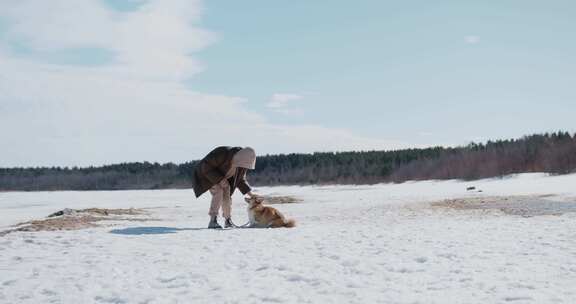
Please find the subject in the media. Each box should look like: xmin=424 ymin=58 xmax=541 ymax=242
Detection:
xmin=208 ymin=180 xmax=232 ymax=218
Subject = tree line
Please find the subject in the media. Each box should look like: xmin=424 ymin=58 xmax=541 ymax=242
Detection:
xmin=1 ymin=131 xmax=575 ymax=191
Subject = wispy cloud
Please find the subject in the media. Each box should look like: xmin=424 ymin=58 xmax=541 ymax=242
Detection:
xmin=464 ymin=35 xmax=480 ymax=44
xmin=0 ymin=0 xmax=214 ymax=79
xmin=0 ymin=1 xmax=409 ymax=166
xmin=267 ymin=93 xmax=303 ymax=115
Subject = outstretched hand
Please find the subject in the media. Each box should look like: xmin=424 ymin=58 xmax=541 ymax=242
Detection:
xmin=247 ymin=191 xmax=260 ymax=198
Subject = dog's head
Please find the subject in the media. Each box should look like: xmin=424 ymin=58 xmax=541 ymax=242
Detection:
xmin=245 ymin=196 xmax=265 ymax=206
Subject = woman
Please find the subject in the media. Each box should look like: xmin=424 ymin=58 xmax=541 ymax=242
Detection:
xmin=192 ymin=146 xmax=258 ymax=228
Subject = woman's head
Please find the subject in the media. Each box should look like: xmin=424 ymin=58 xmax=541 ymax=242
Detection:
xmin=232 ymin=147 xmax=256 ymax=169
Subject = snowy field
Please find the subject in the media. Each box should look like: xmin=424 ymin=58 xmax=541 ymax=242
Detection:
xmin=1 ymin=173 xmax=576 ymax=304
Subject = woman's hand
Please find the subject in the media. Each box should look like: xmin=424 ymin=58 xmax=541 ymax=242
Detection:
xmin=247 ymin=191 xmax=259 ymax=198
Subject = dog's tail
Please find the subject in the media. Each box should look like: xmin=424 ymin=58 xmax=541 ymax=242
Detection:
xmin=284 ymin=218 xmax=296 ymax=228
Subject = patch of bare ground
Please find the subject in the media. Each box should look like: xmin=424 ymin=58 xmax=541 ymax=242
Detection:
xmin=261 ymin=195 xmax=303 ymax=204
xmin=0 ymin=208 xmax=155 ymax=236
xmin=432 ymin=195 xmax=576 ymax=217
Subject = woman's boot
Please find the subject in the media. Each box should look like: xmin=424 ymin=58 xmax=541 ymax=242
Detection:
xmin=208 ymin=216 xmax=222 ymax=229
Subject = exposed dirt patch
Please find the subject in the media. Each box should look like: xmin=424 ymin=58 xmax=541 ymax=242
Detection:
xmin=432 ymin=195 xmax=576 ymax=217
xmin=262 ymin=195 xmax=303 ymax=204
xmin=1 ymin=208 xmax=155 ymax=236
xmin=47 ymin=208 xmax=144 ymax=217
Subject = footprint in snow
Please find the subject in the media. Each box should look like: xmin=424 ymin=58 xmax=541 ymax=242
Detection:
xmin=2 ymin=280 xmax=17 ymax=287
xmin=158 ymin=275 xmax=185 ymax=284
xmin=504 ymin=296 xmax=534 ymax=302
xmin=414 ymin=257 xmax=428 ymax=263
xmin=94 ymin=296 xmax=127 ymax=304
xmin=341 ymin=260 xmax=360 ymax=267
xmin=255 ymin=266 xmax=269 ymax=272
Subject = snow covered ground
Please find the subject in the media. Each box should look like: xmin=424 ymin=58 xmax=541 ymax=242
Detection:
xmin=1 ymin=173 xmax=575 ymax=304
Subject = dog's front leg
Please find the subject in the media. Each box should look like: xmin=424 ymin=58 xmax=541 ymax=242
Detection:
xmin=239 ymin=218 xmax=258 ymax=228
xmin=238 ymin=221 xmax=252 ymax=228
xmin=241 ymin=223 xmax=258 ymax=228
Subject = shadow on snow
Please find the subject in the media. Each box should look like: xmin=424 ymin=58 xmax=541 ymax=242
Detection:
xmin=109 ymin=225 xmax=257 ymax=235
xmin=109 ymin=226 xmax=211 ymax=235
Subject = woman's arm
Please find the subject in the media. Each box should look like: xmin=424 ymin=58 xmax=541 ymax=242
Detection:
xmin=235 ymin=168 xmax=254 ymax=195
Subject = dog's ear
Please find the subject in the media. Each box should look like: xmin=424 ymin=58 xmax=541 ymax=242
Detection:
xmin=244 ymin=197 xmax=252 ymax=203
xmin=256 ymin=196 xmax=265 ymax=204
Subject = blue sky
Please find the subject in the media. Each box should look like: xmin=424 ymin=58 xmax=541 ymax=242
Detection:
xmin=193 ymin=0 xmax=576 ymax=142
xmin=0 ymin=0 xmax=575 ymax=166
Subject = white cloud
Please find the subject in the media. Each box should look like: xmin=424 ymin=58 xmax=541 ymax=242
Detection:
xmin=0 ymin=0 xmax=214 ymax=80
xmin=464 ymin=35 xmax=480 ymax=44
xmin=267 ymin=93 xmax=303 ymax=108
xmin=0 ymin=0 xmax=410 ymax=166
xmin=0 ymin=1 xmax=116 ymax=50
xmin=267 ymin=93 xmax=304 ymax=115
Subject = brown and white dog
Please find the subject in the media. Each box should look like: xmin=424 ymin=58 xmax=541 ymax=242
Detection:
xmin=244 ymin=196 xmax=296 ymax=228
